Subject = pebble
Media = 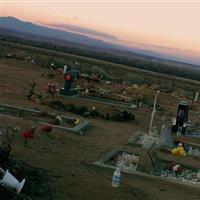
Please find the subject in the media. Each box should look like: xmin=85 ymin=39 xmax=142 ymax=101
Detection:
xmin=160 ymin=169 xmax=200 ymax=185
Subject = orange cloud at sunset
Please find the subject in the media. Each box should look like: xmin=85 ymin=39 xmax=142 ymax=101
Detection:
xmin=2 ymin=1 xmax=200 ymax=53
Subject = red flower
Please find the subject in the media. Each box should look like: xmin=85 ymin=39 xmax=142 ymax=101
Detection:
xmin=64 ymin=74 xmax=73 ymax=81
xmin=41 ymin=125 xmax=53 ymax=133
xmin=21 ymin=130 xmax=34 ymax=139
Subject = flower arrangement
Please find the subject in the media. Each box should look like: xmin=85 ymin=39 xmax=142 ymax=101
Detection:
xmin=21 ymin=126 xmax=36 ymax=146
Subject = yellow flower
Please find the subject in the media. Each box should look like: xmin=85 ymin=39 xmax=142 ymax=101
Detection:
xmin=74 ymin=118 xmax=81 ymax=125
xmin=171 ymin=147 xmax=186 ymax=157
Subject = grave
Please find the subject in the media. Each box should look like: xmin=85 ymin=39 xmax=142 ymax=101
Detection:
xmin=0 ymin=103 xmax=91 ymax=135
xmin=159 ymin=125 xmax=174 ymax=149
xmin=94 ymin=149 xmax=139 ymax=173
xmin=94 ymin=148 xmax=200 ymax=188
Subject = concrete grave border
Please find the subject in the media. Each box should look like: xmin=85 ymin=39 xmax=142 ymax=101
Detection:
xmin=93 ymin=148 xmax=200 ymax=189
xmin=62 ymin=95 xmax=137 ymax=110
xmin=0 ymin=103 xmax=91 ymax=135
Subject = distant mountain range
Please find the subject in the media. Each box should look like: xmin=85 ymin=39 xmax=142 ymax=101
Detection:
xmin=0 ymin=16 xmax=200 ymax=66
xmin=0 ymin=16 xmax=120 ymax=50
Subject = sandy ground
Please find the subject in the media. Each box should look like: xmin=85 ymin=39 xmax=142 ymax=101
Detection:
xmin=0 ymin=59 xmax=200 ymax=200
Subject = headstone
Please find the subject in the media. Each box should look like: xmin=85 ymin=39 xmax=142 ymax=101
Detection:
xmin=160 ymin=125 xmax=174 ymax=149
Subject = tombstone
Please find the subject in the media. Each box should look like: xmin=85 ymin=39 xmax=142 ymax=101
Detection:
xmin=176 ymin=101 xmax=188 ymax=135
xmin=60 ymin=65 xmax=80 ymax=96
xmin=160 ymin=124 xmax=174 ymax=149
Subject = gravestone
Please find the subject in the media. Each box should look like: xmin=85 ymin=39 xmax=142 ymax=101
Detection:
xmin=160 ymin=125 xmax=174 ymax=149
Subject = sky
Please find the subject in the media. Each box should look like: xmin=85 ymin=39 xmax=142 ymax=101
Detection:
xmin=1 ymin=0 xmax=200 ymax=54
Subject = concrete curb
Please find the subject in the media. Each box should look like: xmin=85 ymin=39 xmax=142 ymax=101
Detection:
xmin=62 ymin=95 xmax=137 ymax=110
xmin=0 ymin=103 xmax=91 ymax=135
xmin=93 ymin=148 xmax=200 ymax=190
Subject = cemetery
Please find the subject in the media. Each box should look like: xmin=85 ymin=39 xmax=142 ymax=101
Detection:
xmin=0 ymin=53 xmax=200 ymax=199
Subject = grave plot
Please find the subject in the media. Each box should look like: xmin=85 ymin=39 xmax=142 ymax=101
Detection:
xmin=172 ymin=135 xmax=200 ymax=158
xmin=0 ymin=103 xmax=91 ymax=135
xmin=59 ymin=66 xmax=138 ymax=110
xmin=94 ymin=148 xmax=200 ymax=188
xmin=160 ymin=161 xmax=200 ymax=185
xmin=94 ymin=149 xmax=140 ymax=173
xmin=128 ymin=129 xmax=200 ymax=162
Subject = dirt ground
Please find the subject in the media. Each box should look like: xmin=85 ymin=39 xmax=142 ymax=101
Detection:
xmin=0 ymin=59 xmax=200 ymax=200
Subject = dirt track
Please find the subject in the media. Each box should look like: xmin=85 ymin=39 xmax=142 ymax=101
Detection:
xmin=0 ymin=59 xmax=200 ymax=200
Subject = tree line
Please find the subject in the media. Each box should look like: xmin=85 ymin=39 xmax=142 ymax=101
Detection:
xmin=1 ymin=34 xmax=200 ymax=81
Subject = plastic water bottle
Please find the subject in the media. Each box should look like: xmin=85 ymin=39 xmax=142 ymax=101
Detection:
xmin=112 ymin=168 xmax=121 ymax=187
